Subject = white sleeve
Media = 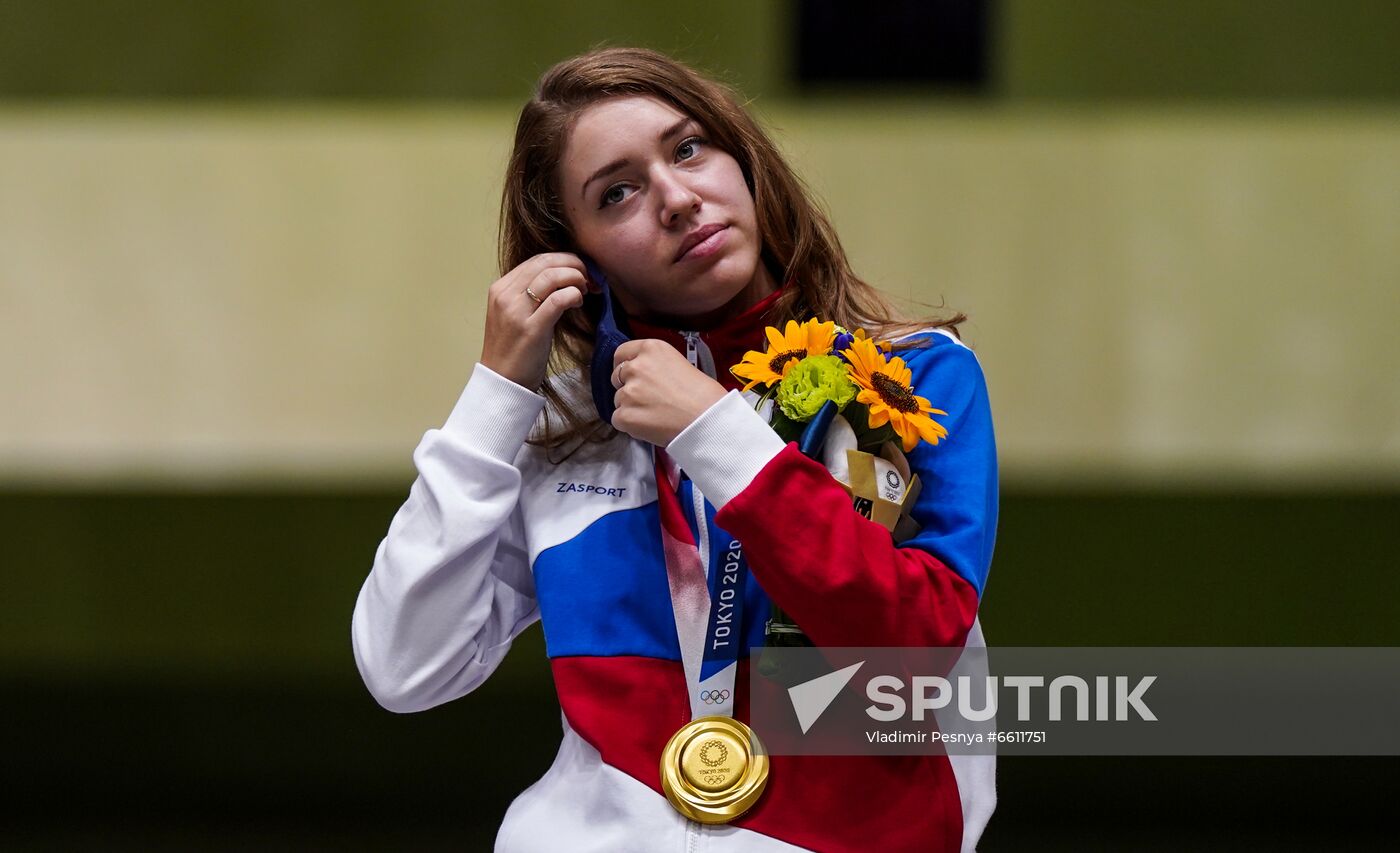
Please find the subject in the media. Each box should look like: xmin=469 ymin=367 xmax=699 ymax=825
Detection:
xmin=351 ymin=363 xmax=545 ymax=713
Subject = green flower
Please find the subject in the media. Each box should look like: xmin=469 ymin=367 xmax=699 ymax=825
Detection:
xmin=775 ymin=355 xmax=857 ymax=422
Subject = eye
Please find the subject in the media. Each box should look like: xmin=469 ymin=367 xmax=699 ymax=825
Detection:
xmin=677 ymin=135 xmax=706 ymax=161
xmin=600 ymin=183 xmax=634 ymax=208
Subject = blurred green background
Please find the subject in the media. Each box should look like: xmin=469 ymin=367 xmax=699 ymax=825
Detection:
xmin=3 ymin=1 xmax=1398 ymax=850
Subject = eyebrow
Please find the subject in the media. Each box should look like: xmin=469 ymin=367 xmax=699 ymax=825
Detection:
xmin=580 ymin=116 xmax=697 ymax=201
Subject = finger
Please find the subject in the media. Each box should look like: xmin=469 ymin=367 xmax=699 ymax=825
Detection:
xmin=492 ymin=252 xmax=586 ymax=299
xmin=612 ymin=387 xmax=640 ymax=428
xmin=610 ymin=401 xmax=631 ymax=437
xmin=581 ymin=260 xmax=604 ymax=293
xmin=522 ymin=267 xmax=588 ymax=312
xmin=526 ymin=281 xmax=585 ymax=329
xmin=510 ymin=252 xmax=587 ymax=287
xmin=610 ymin=341 xmax=645 ymax=388
xmin=613 ymin=340 xmax=645 ymax=365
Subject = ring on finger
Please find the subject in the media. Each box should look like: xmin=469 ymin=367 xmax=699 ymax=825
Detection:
xmin=525 ymin=286 xmax=544 ymax=305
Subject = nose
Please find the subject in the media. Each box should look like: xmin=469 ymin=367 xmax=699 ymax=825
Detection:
xmin=655 ymin=168 xmax=701 ymax=227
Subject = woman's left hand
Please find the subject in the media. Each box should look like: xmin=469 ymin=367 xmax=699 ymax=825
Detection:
xmin=610 ymin=340 xmax=728 ymax=446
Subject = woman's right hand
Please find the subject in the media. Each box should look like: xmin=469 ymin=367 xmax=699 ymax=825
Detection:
xmin=479 ymin=252 xmax=600 ymax=391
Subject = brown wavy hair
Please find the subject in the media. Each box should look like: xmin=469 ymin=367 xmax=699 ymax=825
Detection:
xmin=498 ymin=46 xmax=965 ymax=457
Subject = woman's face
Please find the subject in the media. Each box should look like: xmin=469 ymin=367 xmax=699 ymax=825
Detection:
xmin=558 ymin=95 xmax=774 ymax=326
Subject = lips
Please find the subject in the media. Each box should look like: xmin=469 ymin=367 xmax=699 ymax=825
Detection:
xmin=675 ymin=223 xmax=728 ymax=262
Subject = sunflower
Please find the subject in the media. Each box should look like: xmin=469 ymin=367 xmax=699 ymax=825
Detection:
xmin=730 ymin=318 xmax=838 ymax=391
xmin=841 ymin=337 xmax=948 ymax=452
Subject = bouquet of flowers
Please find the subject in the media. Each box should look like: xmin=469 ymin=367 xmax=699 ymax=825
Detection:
xmin=730 ymin=319 xmax=950 ymax=656
xmin=731 ymin=318 xmax=949 ymax=454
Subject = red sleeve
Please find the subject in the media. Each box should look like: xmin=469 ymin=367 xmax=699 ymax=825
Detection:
xmin=714 ymin=442 xmax=980 ymax=649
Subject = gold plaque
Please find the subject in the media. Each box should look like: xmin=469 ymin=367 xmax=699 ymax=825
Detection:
xmin=660 ymin=715 xmax=769 ymax=824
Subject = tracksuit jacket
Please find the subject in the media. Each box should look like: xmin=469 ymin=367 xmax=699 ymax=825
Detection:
xmin=351 ymin=288 xmax=999 ymax=852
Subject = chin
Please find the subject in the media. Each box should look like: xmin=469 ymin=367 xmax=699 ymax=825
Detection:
xmin=627 ymin=255 xmax=757 ymax=321
xmin=685 ymin=257 xmax=756 ymax=304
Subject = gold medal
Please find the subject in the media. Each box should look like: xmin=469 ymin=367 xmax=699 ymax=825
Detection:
xmin=659 ymin=715 xmax=769 ymax=824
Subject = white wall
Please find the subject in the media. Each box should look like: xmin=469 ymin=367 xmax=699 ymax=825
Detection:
xmin=2 ymin=104 xmax=1396 ymax=486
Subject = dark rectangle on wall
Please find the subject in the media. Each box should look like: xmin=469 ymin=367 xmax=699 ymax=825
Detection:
xmin=796 ymin=0 xmax=990 ymax=90
xmin=0 ymin=0 xmax=780 ymax=99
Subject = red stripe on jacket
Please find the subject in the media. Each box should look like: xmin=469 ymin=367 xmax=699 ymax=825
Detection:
xmin=717 ymin=442 xmax=981 ymax=650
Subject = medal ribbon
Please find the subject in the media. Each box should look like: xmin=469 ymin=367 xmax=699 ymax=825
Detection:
xmin=654 ymin=446 xmax=747 ymax=720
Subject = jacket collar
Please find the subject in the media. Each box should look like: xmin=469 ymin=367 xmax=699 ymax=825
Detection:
xmin=625 ymin=284 xmax=788 ymax=392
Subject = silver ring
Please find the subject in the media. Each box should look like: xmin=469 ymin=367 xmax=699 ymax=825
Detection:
xmin=525 ymin=286 xmax=544 ymax=305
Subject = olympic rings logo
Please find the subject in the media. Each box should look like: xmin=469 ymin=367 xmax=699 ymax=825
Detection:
xmin=699 ymin=689 xmax=730 ymax=704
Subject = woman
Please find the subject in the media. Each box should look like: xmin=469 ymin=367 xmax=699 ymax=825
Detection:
xmin=352 ymin=46 xmax=998 ymax=852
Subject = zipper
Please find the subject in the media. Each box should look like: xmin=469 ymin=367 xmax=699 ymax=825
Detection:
xmin=682 ymin=329 xmax=720 ymax=382
xmin=682 ymin=330 xmax=700 ymax=369
xmin=682 ymin=328 xmax=709 ymax=853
